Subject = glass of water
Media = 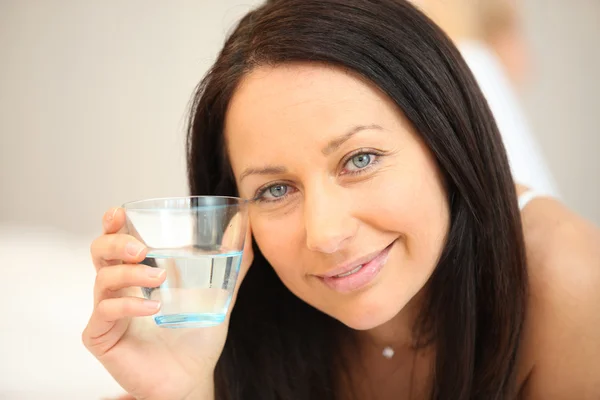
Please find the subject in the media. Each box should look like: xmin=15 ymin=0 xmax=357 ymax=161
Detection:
xmin=123 ymin=196 xmax=248 ymax=328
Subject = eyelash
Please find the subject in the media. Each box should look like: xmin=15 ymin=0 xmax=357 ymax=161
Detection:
xmin=252 ymin=149 xmax=384 ymax=203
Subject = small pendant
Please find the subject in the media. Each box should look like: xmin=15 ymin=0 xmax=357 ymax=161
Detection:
xmin=382 ymin=346 xmax=395 ymax=359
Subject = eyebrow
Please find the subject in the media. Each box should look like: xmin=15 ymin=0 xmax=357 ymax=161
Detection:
xmin=321 ymin=124 xmax=383 ymax=156
xmin=238 ymin=124 xmax=383 ymax=183
xmin=239 ymin=165 xmax=288 ymax=183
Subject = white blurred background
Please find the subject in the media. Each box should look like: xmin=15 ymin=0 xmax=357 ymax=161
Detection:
xmin=0 ymin=0 xmax=598 ymax=398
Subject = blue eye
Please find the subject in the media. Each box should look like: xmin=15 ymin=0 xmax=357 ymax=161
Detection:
xmin=268 ymin=184 xmax=288 ymax=198
xmin=351 ymin=154 xmax=371 ymax=169
xmin=344 ymin=152 xmax=377 ymax=173
xmin=254 ymin=183 xmax=292 ymax=203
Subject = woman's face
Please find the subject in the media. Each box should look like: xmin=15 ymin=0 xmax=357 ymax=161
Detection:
xmin=225 ymin=64 xmax=449 ymax=330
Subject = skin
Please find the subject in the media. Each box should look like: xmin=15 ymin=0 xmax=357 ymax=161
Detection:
xmin=89 ymin=63 xmax=600 ymax=399
xmin=516 ymin=186 xmax=600 ymax=399
xmin=226 ymin=64 xmax=448 ymax=338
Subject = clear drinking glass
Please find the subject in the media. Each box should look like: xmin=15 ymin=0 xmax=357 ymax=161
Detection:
xmin=123 ymin=196 xmax=248 ymax=328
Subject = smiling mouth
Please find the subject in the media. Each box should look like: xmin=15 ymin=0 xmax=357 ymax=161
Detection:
xmin=316 ymin=241 xmax=396 ymax=293
xmin=318 ymin=241 xmax=395 ymax=278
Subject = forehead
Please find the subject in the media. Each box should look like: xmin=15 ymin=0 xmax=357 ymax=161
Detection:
xmin=229 ymin=63 xmax=379 ymax=112
xmin=224 ymin=63 xmax=404 ymax=154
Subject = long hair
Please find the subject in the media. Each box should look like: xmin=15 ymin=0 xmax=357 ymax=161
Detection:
xmin=186 ymin=0 xmax=528 ymax=398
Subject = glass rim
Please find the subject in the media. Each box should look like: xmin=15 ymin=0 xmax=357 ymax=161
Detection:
xmin=122 ymin=195 xmax=249 ymax=210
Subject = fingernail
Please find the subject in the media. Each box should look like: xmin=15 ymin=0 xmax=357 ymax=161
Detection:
xmin=147 ymin=268 xmax=165 ymax=278
xmin=143 ymin=300 xmax=161 ymax=310
xmin=106 ymin=208 xmax=118 ymax=223
xmin=126 ymin=242 xmax=145 ymax=257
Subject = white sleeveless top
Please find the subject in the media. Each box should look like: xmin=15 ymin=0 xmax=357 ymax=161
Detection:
xmin=518 ymin=189 xmax=545 ymax=211
xmin=458 ymin=40 xmax=560 ymax=198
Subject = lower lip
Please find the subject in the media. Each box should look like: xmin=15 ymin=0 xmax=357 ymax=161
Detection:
xmin=320 ymin=242 xmax=394 ymax=293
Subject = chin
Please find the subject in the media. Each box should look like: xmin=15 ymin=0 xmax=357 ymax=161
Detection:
xmin=340 ymin=315 xmax=387 ymax=331
xmin=331 ymin=299 xmax=404 ymax=331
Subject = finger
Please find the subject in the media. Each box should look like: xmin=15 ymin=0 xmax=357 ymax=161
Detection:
xmin=94 ymin=264 xmax=166 ymax=306
xmin=90 ymin=234 xmax=148 ymax=270
xmin=84 ymin=297 xmax=161 ymax=343
xmin=102 ymin=207 xmax=127 ymax=235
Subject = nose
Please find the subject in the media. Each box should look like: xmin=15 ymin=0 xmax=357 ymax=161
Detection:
xmin=304 ymin=185 xmax=358 ymax=254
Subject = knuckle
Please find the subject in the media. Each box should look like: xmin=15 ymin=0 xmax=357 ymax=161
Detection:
xmin=108 ymin=234 xmax=133 ymax=260
xmin=97 ymin=298 xmax=121 ymax=321
xmin=119 ymin=265 xmax=137 ymax=284
xmin=108 ymin=234 xmax=122 ymax=255
xmin=95 ymin=265 xmax=131 ymax=291
xmin=90 ymin=234 xmax=127 ymax=264
xmin=121 ymin=299 xmax=135 ymax=315
xmin=81 ymin=327 xmax=91 ymax=348
xmin=94 ymin=266 xmax=110 ymax=290
xmin=96 ymin=299 xmax=113 ymax=320
xmin=119 ymin=236 xmax=138 ymax=258
xmin=90 ymin=236 xmax=102 ymax=258
xmin=95 ymin=300 xmax=107 ymax=317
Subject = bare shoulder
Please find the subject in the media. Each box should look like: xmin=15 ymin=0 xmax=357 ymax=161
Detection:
xmin=517 ymin=193 xmax=600 ymax=399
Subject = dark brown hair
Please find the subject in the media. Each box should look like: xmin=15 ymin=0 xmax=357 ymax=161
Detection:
xmin=186 ymin=0 xmax=528 ymax=398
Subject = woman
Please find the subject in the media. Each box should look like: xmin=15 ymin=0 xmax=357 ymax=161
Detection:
xmin=83 ymin=1 xmax=600 ymax=399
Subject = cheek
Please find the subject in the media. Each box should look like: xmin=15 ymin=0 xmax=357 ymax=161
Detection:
xmin=371 ymin=164 xmax=449 ymax=265
xmin=250 ymin=210 xmax=306 ymax=281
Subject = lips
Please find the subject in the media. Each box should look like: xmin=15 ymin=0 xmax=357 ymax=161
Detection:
xmin=334 ymin=264 xmax=364 ymax=278
xmin=316 ymin=241 xmax=395 ymax=293
xmin=318 ymin=243 xmax=393 ymax=278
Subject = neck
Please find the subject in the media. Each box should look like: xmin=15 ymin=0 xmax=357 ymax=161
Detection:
xmin=356 ymin=287 xmax=428 ymax=353
xmin=341 ymin=288 xmax=435 ymax=400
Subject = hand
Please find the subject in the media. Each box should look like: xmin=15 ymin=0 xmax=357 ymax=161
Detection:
xmin=82 ymin=207 xmax=253 ymax=399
